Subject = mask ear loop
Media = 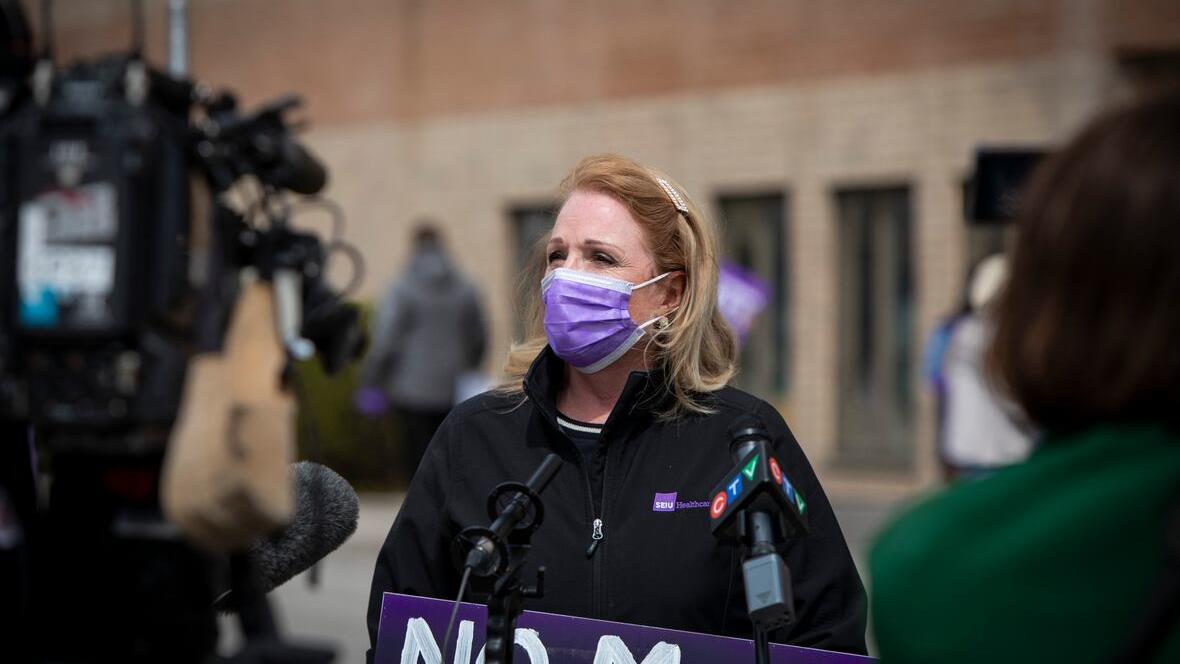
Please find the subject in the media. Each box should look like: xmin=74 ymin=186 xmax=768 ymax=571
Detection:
xmin=632 ymin=271 xmax=672 ymax=291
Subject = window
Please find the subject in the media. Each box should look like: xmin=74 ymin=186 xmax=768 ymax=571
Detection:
xmin=1117 ymin=48 xmax=1180 ymax=97
xmin=835 ymin=187 xmax=915 ymax=469
xmin=508 ymin=204 xmax=556 ymax=342
xmin=718 ymin=194 xmax=790 ymax=399
xmin=961 ymin=177 xmax=1015 ymax=283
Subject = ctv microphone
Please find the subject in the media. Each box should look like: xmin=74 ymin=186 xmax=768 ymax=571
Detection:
xmin=710 ymin=415 xmax=807 ymax=664
xmin=710 ymin=414 xmax=808 ymax=540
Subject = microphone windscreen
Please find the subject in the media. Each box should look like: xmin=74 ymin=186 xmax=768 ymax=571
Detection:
xmin=249 ymin=461 xmax=359 ymax=593
xmin=728 ymin=414 xmax=769 ymax=456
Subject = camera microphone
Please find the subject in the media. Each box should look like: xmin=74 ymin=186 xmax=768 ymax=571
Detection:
xmin=272 ymin=139 xmax=328 ymax=196
xmin=249 ymin=461 xmax=359 ymax=592
xmin=215 ymin=461 xmax=359 ymax=611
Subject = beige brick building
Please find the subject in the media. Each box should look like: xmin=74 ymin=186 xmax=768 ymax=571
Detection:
xmin=42 ymin=0 xmax=1180 ymax=497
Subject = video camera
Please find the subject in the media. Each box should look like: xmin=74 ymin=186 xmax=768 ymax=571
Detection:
xmin=0 ymin=1 xmax=364 ymax=660
xmin=0 ymin=59 xmax=363 ymax=449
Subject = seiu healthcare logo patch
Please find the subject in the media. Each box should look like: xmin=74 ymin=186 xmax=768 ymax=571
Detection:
xmin=652 ymin=492 xmax=677 ymax=512
xmin=651 ymin=491 xmax=710 ymax=513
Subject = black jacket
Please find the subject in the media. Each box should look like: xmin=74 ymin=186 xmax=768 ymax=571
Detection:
xmin=367 ymin=348 xmax=868 ymax=660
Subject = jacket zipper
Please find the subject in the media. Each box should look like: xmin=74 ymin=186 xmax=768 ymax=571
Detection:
xmin=547 ymin=408 xmax=616 ymax=620
xmin=572 ymin=429 xmax=610 ymax=619
xmin=589 ymin=433 xmax=612 ymax=619
xmin=585 ymin=517 xmax=603 ymax=557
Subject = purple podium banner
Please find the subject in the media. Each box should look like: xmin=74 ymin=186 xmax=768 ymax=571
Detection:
xmin=377 ymin=592 xmax=875 ymax=663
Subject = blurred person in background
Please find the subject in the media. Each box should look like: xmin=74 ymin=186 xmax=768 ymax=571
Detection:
xmin=871 ymin=88 xmax=1180 ymax=664
xmin=355 ymin=223 xmax=487 ymax=479
xmin=923 ymin=253 xmax=1033 ymax=481
xmin=366 ymin=154 xmax=867 ymax=660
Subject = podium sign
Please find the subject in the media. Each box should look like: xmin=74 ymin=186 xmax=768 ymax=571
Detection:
xmin=377 ymin=592 xmax=875 ymax=663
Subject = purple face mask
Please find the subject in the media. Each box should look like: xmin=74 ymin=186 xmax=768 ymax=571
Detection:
xmin=541 ymin=268 xmax=671 ymax=373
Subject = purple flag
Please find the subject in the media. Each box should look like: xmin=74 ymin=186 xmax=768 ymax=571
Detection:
xmin=717 ymin=261 xmax=771 ymax=343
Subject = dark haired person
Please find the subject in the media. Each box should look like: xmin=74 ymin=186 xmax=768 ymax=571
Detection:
xmin=871 ymin=89 xmax=1180 ymax=663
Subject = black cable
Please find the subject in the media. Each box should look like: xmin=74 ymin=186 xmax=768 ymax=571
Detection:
xmin=443 ymin=566 xmax=474 ymax=664
xmin=287 ymin=197 xmax=365 ymax=298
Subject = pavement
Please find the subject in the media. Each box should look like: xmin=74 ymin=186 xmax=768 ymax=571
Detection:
xmin=219 ymin=492 xmax=903 ymax=663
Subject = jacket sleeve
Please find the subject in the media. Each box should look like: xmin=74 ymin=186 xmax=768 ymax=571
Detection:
xmin=365 ymin=412 xmax=462 ymax=662
xmin=359 ymin=285 xmax=407 ymax=388
xmin=460 ymin=283 xmax=487 ymax=371
xmin=756 ymin=401 xmax=869 ymax=655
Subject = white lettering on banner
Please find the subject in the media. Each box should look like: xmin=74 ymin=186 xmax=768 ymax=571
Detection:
xmin=401 ymin=618 xmax=442 ymax=664
xmin=400 ymin=619 xmax=549 ymax=664
xmin=455 ymin=621 xmax=474 ymax=664
xmin=399 ymin=616 xmax=680 ymax=663
xmin=591 ymin=637 xmax=681 ymax=664
xmin=473 ymin=628 xmax=549 ymax=664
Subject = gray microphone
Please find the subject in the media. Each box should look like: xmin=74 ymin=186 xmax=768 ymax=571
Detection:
xmin=215 ymin=461 xmax=359 ymax=610
xmin=251 ymin=461 xmax=359 ymax=592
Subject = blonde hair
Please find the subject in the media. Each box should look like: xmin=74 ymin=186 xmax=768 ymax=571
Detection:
xmin=500 ymin=154 xmax=737 ymax=418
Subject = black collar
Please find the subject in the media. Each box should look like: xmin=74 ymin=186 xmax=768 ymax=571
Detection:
xmin=522 ymin=346 xmax=672 ymax=437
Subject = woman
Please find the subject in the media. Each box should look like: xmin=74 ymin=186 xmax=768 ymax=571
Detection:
xmin=367 ymin=154 xmax=867 ymax=659
xmin=871 ymin=89 xmax=1180 ymax=663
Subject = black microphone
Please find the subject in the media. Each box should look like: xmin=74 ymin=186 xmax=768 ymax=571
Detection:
xmin=711 ymin=415 xmax=808 ymax=539
xmin=215 ymin=461 xmax=358 ymax=611
xmin=730 ymin=414 xmax=766 ymax=465
xmin=710 ymin=415 xmax=807 ymax=640
xmin=270 ymin=138 xmax=327 ymax=195
xmin=455 ymin=453 xmax=562 ymax=578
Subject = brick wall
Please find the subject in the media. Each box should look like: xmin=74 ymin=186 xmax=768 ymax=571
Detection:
xmin=300 ymin=54 xmax=1111 ymax=492
xmin=24 ymin=0 xmax=1177 ymax=494
xmin=23 ymin=0 xmax=1100 ymax=123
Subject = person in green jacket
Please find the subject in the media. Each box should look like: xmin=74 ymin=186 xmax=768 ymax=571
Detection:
xmin=870 ymin=87 xmax=1180 ymax=664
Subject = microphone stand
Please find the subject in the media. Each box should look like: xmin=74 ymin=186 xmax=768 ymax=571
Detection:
xmin=453 ymin=454 xmax=562 ymax=664
xmin=739 ymin=511 xmax=793 ymax=664
xmin=482 ymin=546 xmax=546 ymax=664
xmin=709 ymin=417 xmax=807 ymax=664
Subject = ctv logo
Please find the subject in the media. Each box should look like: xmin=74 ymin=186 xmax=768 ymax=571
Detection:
xmin=769 ymin=457 xmax=782 ymax=484
xmin=710 ymin=492 xmax=727 ymax=519
xmin=726 ymin=475 xmax=743 ymax=500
